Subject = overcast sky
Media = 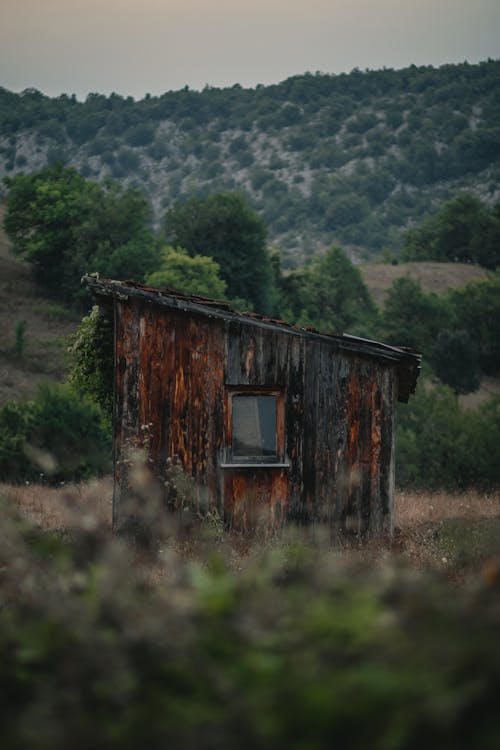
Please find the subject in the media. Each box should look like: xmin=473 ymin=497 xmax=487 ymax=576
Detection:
xmin=1 ymin=0 xmax=499 ymax=100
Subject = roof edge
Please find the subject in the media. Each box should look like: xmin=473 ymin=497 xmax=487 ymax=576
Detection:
xmin=83 ymin=275 xmax=421 ymax=402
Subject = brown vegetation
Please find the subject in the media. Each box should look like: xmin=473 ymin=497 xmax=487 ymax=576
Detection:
xmin=359 ymin=260 xmax=491 ymax=306
xmin=0 ymin=478 xmax=113 ymax=531
xmin=2 ymin=478 xmax=499 ymax=582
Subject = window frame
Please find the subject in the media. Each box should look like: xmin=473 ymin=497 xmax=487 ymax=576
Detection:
xmin=222 ymin=386 xmax=287 ymax=468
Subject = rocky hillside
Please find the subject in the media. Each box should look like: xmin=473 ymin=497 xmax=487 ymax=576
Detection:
xmin=1 ymin=60 xmax=499 ymax=265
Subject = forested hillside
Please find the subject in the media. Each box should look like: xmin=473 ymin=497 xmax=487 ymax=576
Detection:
xmin=1 ymin=59 xmax=499 ymax=265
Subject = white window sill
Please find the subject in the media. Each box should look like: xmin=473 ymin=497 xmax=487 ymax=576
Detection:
xmin=220 ymin=462 xmax=290 ymax=469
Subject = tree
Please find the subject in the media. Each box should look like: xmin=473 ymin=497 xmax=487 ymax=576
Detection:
xmin=4 ymin=166 xmax=160 ymax=306
xmin=401 ymin=193 xmax=500 ymax=269
xmin=146 ymin=246 xmax=227 ymax=299
xmin=381 ymin=277 xmax=451 ymax=352
xmin=164 ymin=193 xmax=275 ymax=313
xmin=69 ymin=179 xmax=160 ymax=297
xmin=448 ymin=275 xmax=500 ymax=375
xmin=283 ymin=246 xmax=378 ymax=336
xmin=4 ymin=165 xmax=96 ymax=294
xmin=430 ymin=329 xmax=480 ymax=394
xmin=396 ymin=380 xmax=500 ymax=490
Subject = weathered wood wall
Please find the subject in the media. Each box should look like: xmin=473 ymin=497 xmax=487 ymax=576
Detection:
xmin=113 ymin=297 xmax=398 ymax=535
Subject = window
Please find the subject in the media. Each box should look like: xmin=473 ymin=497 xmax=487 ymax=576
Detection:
xmin=232 ymin=394 xmax=277 ymax=459
xmin=224 ymin=388 xmax=287 ymax=467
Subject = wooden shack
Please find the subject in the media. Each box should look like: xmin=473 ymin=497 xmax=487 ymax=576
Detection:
xmin=84 ymin=277 xmax=421 ymax=534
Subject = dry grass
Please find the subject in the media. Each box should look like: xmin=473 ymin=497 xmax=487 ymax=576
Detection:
xmin=359 ymin=261 xmax=491 ymax=306
xmin=0 ymin=477 xmax=113 ymax=532
xmin=5 ymin=479 xmax=497 ymax=534
xmin=458 ymin=375 xmax=500 ymax=410
xmin=392 ymin=489 xmax=500 ymax=578
xmin=394 ymin=488 xmax=500 ymax=527
xmin=3 ymin=479 xmax=499 ymax=580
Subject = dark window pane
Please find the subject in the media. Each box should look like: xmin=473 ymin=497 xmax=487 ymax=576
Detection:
xmin=232 ymin=395 xmax=277 ymax=458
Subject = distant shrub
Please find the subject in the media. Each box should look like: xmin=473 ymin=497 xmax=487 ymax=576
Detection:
xmin=147 ymin=138 xmax=169 ymax=160
xmin=86 ymin=135 xmax=117 ymax=156
xmin=228 ymin=135 xmax=248 ymax=154
xmin=346 ymin=112 xmax=378 ymax=133
xmin=116 ymin=147 xmax=140 ymax=173
xmin=235 ymin=151 xmax=253 ymax=168
xmin=124 ymin=123 xmax=156 ymax=147
xmin=250 ymin=168 xmax=271 ymax=190
xmin=46 ymin=146 xmax=68 ymax=165
xmin=14 ymin=319 xmax=28 ymax=359
xmin=38 ymin=119 xmax=67 ymax=143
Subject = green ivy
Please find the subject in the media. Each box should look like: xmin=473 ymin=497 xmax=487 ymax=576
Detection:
xmin=68 ymin=305 xmax=114 ymax=418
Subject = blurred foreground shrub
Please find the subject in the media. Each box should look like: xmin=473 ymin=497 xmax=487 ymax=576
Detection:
xmin=0 ymin=382 xmax=112 ymax=483
xmin=0 ymin=498 xmax=499 ymax=750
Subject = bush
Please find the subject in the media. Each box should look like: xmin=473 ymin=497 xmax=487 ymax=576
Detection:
xmin=116 ymin=147 xmax=140 ymax=173
xmin=0 ymin=383 xmax=112 ymax=483
xmin=396 ymin=381 xmax=500 ymax=490
xmin=0 ymin=510 xmax=499 ymax=749
xmin=69 ymin=306 xmax=114 ymax=417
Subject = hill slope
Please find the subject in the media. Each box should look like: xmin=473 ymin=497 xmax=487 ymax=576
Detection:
xmin=0 ymin=204 xmax=79 ymax=405
xmin=1 ymin=60 xmax=499 ymax=265
xmin=358 ymin=261 xmax=491 ymax=306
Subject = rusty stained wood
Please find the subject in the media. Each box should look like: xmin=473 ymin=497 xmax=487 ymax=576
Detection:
xmin=114 ymin=300 xmax=225 ymax=521
xmin=112 ymin=296 xmax=400 ymax=535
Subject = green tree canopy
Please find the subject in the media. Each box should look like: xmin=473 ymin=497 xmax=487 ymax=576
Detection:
xmin=396 ymin=381 xmax=500 ymax=490
xmin=402 ymin=193 xmax=500 ymax=269
xmin=430 ymin=329 xmax=481 ymax=394
xmin=4 ymin=165 xmax=160 ymax=306
xmin=381 ymin=276 xmax=451 ymax=352
xmin=447 ymin=274 xmax=500 ymax=375
xmin=0 ymin=382 xmax=111 ymax=483
xmin=4 ymin=165 xmax=96 ymax=293
xmin=146 ymin=246 xmax=227 ymax=299
xmin=163 ymin=192 xmax=275 ymax=313
xmin=280 ymin=245 xmax=378 ymax=336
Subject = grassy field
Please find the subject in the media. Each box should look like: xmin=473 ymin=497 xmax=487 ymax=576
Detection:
xmin=3 ymin=479 xmax=499 ymax=583
xmin=358 ymin=260 xmax=491 ymax=306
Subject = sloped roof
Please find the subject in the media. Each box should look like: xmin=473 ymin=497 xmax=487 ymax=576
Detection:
xmin=83 ymin=276 xmax=421 ymax=403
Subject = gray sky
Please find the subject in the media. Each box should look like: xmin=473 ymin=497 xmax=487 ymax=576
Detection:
xmin=1 ymin=0 xmax=499 ymax=99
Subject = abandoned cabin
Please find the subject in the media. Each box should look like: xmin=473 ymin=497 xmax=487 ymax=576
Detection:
xmin=84 ymin=276 xmax=421 ymax=534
